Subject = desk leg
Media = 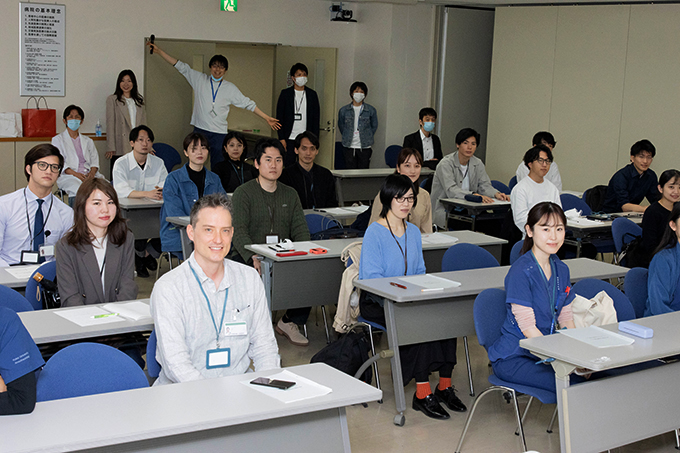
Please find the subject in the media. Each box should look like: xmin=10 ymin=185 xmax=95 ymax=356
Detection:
xmin=575 ymin=238 xmax=582 ymax=258
xmin=339 ymin=406 xmax=351 ymax=453
xmin=384 ymin=299 xmax=406 ymax=425
xmin=552 ymin=361 xmax=576 ymax=453
xmin=470 ymin=214 xmax=477 ymax=232
xmin=179 ymin=226 xmax=193 ymax=260
xmin=260 ymin=259 xmax=273 ymax=311
xmin=335 ymin=177 xmax=345 ymax=207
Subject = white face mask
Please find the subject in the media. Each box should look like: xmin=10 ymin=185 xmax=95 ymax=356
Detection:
xmin=353 ymin=92 xmax=365 ymax=103
xmin=294 ymin=76 xmax=307 ymax=87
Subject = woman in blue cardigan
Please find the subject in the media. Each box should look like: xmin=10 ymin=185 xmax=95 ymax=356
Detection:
xmin=645 ymin=203 xmax=680 ymax=316
xmin=160 ymin=133 xmax=226 ymax=256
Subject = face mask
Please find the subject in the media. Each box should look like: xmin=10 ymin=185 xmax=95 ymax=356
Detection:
xmin=294 ymin=76 xmax=307 ymax=87
xmin=423 ymin=121 xmax=435 ymax=133
xmin=353 ymin=93 xmax=365 ymax=103
xmin=211 ymin=75 xmax=223 ymax=82
xmin=67 ymin=119 xmax=81 ymax=131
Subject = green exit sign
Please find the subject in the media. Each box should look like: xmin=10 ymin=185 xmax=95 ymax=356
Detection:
xmin=221 ymin=0 xmax=237 ymax=11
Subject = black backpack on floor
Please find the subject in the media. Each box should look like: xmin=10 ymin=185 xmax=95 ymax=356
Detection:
xmin=310 ymin=327 xmax=372 ymax=384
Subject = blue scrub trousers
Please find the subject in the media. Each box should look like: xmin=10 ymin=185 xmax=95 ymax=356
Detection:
xmin=492 ymin=355 xmax=585 ymax=393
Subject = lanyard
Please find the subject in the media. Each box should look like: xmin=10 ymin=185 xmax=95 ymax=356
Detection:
xmin=229 ymin=160 xmax=245 ymax=186
xmin=386 ymin=218 xmax=408 ymax=275
xmin=24 ymin=189 xmax=54 ymax=248
xmin=294 ymin=90 xmax=306 ymax=114
xmin=210 ymin=78 xmax=223 ymax=106
xmin=189 ymin=262 xmax=229 ymax=348
xmin=531 ymin=252 xmax=559 ymax=334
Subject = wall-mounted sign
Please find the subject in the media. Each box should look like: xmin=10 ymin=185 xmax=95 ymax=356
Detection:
xmin=19 ymin=2 xmax=66 ymax=96
xmin=221 ymin=0 xmax=237 ymax=12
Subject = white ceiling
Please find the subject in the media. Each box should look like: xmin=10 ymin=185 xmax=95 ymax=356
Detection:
xmin=346 ymin=0 xmax=678 ymax=6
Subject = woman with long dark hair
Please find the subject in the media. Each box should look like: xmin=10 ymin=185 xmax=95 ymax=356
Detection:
xmin=212 ymin=131 xmax=257 ymax=193
xmin=56 ymin=178 xmax=137 ymax=306
xmin=645 ymin=202 xmax=680 ymax=316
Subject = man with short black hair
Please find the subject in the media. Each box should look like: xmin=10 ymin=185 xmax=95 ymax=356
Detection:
xmin=403 ymin=107 xmax=443 ymax=170
xmin=515 ymin=131 xmax=562 ymax=191
xmin=232 ymin=138 xmax=312 ymax=346
xmin=0 ymin=144 xmax=73 ymax=267
xmin=602 ymin=139 xmax=660 ymax=213
xmin=276 ymin=62 xmax=320 ymax=166
xmin=151 ymin=193 xmax=279 ymax=385
xmin=279 ymin=131 xmax=337 ymax=209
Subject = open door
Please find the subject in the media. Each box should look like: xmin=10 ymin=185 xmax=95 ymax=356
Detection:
xmin=274 ymin=46 xmax=338 ymax=169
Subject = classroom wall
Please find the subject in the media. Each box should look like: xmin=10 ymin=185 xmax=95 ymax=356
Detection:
xmin=0 ymin=0 xmax=436 ymax=170
xmin=486 ymin=4 xmax=680 ymax=192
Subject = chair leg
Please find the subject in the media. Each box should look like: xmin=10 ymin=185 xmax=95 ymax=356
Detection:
xmin=302 ymin=323 xmax=308 ymax=338
xmin=515 ymin=396 xmax=533 ymax=436
xmin=511 ymin=389 xmax=528 ymax=452
xmin=364 ymin=324 xmax=382 ymax=403
xmin=463 ymin=336 xmax=474 ymax=396
xmin=675 ymin=428 xmax=680 ymax=449
xmin=155 ymin=252 xmax=166 ymax=281
xmin=320 ymin=305 xmax=331 ymax=344
xmin=547 ymin=405 xmax=558 ymax=433
xmin=456 ymin=386 xmax=515 ymax=453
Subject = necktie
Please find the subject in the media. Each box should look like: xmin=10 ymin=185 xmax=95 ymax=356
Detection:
xmin=34 ymin=199 xmax=45 ymax=263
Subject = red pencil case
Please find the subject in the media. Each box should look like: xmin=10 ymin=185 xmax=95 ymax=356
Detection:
xmin=276 ymin=251 xmax=308 ymax=257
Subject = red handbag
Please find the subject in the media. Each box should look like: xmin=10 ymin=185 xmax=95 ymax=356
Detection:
xmin=22 ymin=96 xmax=56 ymax=137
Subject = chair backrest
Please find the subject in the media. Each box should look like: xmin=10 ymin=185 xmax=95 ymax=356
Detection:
xmin=334 ymin=141 xmax=346 ymax=170
xmin=441 ymin=243 xmax=500 ymax=272
xmin=508 ymin=175 xmax=518 ymax=191
xmin=37 ymin=342 xmax=149 ymax=402
xmin=0 ymin=285 xmax=34 ymax=312
xmin=509 ymin=240 xmax=524 ymax=265
xmin=384 ymin=145 xmax=402 ymax=168
xmin=25 ymin=261 xmax=57 ymax=310
xmin=611 ymin=217 xmax=642 ymax=254
xmin=305 ymin=213 xmax=342 ymax=235
xmin=571 ymin=278 xmax=635 ymax=322
xmin=153 ymin=143 xmax=182 ymax=174
xmin=560 ymin=193 xmax=592 ymax=216
xmin=146 ymin=330 xmax=162 ymax=378
xmin=491 ymin=180 xmax=511 ymax=195
xmin=473 ymin=288 xmax=508 ymax=351
xmin=623 ymin=267 xmax=648 ymax=319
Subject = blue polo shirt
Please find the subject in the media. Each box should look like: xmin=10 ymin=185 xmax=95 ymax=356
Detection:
xmin=602 ymin=163 xmax=660 ymax=213
xmin=0 ymin=307 xmax=44 ymax=385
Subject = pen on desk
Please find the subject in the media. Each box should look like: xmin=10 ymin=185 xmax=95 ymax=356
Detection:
xmin=390 ymin=282 xmax=407 ymax=289
xmin=93 ymin=313 xmax=118 ymax=319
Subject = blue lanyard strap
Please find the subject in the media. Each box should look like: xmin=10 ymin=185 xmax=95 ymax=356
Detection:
xmin=210 ymin=79 xmax=223 ymax=104
xmin=189 ymin=262 xmax=228 ymax=348
xmin=531 ymin=252 xmax=559 ymax=334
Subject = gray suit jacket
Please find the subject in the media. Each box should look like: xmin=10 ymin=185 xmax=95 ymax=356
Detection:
xmin=56 ymin=231 xmax=138 ymax=307
xmin=105 ymin=94 xmax=147 ymax=156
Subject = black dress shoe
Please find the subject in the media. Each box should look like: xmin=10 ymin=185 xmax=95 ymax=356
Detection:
xmin=135 ymin=256 xmax=150 ymax=278
xmin=144 ymin=254 xmax=158 ymax=271
xmin=412 ymin=394 xmax=450 ymax=420
xmin=434 ymin=386 xmax=467 ymax=412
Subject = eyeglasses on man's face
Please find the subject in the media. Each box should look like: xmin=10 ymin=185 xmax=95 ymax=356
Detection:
xmin=34 ymin=161 xmax=62 ymax=173
xmin=535 ymin=158 xmax=553 ymax=165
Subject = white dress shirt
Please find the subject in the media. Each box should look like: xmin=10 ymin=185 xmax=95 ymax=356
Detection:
xmin=419 ymin=129 xmax=435 ymax=161
xmin=516 ymin=160 xmax=563 ymax=192
xmin=0 ymin=187 xmax=74 ymax=267
xmin=151 ymin=252 xmax=280 ymax=385
xmin=112 ymin=152 xmax=168 ymax=199
xmin=510 ymin=176 xmax=562 ymax=235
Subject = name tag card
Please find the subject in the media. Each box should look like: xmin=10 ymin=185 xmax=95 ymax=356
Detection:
xmin=206 ymin=348 xmax=230 ymax=369
xmin=224 ymin=321 xmax=247 ymax=336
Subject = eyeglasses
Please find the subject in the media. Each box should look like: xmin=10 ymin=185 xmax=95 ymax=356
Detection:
xmin=535 ymin=158 xmax=553 ymax=165
xmin=394 ymin=196 xmax=415 ymax=204
xmin=34 ymin=161 xmax=62 ymax=173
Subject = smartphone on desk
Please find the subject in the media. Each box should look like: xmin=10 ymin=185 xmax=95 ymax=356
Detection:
xmin=250 ymin=377 xmax=296 ymax=390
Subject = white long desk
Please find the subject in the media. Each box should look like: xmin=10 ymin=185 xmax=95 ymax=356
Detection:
xmin=331 ymin=168 xmax=434 ymax=206
xmin=0 ymin=264 xmax=40 ymax=289
xmin=566 ymin=213 xmax=642 ymax=257
xmin=119 ymin=197 xmax=163 ymax=240
xmin=1 ymin=363 xmax=381 ymax=453
xmin=18 ymin=299 xmax=153 ymax=345
xmin=352 ymin=258 xmax=629 ymax=426
xmin=521 ymin=312 xmax=680 ymax=453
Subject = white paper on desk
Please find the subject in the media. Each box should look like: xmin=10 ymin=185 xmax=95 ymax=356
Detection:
xmin=558 ymin=325 xmax=635 ymax=348
xmin=318 ymin=207 xmax=352 ymax=216
xmin=4 ymin=264 xmax=41 ymax=279
xmin=142 ymin=198 xmax=164 ymax=204
xmin=567 ymin=217 xmax=603 ymax=226
xmin=242 ymin=370 xmax=332 ymax=403
xmin=102 ymin=301 xmax=150 ymax=321
xmin=250 ymin=241 xmax=324 ymax=255
xmin=421 ymin=233 xmax=459 ymax=246
xmin=398 ymin=274 xmax=461 ymax=290
xmin=54 ymin=306 xmax=125 ymax=327
xmin=341 ymin=205 xmax=370 ymax=213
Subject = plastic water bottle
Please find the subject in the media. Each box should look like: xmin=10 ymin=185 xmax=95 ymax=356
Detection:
xmin=95 ymin=119 xmax=102 ymax=137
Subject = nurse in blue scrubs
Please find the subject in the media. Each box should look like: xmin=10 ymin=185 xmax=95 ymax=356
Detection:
xmin=488 ymin=202 xmax=578 ymax=393
xmin=645 ymin=202 xmax=680 ymax=316
xmin=0 ymin=307 xmax=44 ymax=415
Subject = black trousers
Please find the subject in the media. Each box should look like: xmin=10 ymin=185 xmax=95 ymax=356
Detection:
xmin=343 ymin=147 xmax=372 ymax=169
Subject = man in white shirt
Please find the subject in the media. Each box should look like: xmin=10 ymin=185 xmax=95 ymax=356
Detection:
xmin=146 ymin=41 xmax=280 ymax=167
xmin=515 ymin=131 xmax=562 ymax=191
xmin=112 ymin=125 xmax=167 ymax=277
xmin=0 ymin=144 xmax=73 ymax=267
xmin=150 ymin=193 xmax=280 ymax=385
xmin=511 ymin=145 xmax=562 ymax=234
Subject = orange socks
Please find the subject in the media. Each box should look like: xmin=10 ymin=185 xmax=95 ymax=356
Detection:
xmin=415 ymin=382 xmax=432 ymax=399
xmin=438 ymin=377 xmax=451 ymax=391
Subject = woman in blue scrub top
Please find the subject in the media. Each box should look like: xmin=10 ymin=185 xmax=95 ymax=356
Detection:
xmin=488 ymin=202 xmax=578 ymax=393
xmin=359 ymin=174 xmax=465 ymax=421
xmin=645 ymin=203 xmax=680 ymax=316
xmin=0 ymin=307 xmax=44 ymax=415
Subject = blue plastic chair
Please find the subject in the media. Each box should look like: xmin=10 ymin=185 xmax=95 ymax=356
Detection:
xmin=508 ymin=176 xmax=518 ymax=191
xmin=442 ymin=243 xmax=500 ymax=272
xmin=623 ymin=267 xmax=648 ymax=319
xmin=570 ymin=278 xmax=635 ymax=322
xmin=384 ymin=145 xmax=402 ymax=168
xmin=36 ymin=343 xmax=149 ymax=402
xmin=491 ymin=180 xmax=510 ymax=195
xmin=509 ymin=240 xmax=524 ymax=265
xmin=611 ymin=217 xmax=642 ymax=265
xmin=0 ymin=285 xmax=34 ymax=312
xmin=560 ymin=194 xmax=592 ymax=216
xmin=153 ymin=143 xmax=182 ymax=174
xmin=25 ymin=261 xmax=57 ymax=310
xmin=305 ymin=213 xmax=342 ymax=235
xmin=146 ymin=330 xmax=162 ymax=379
xmin=456 ymin=288 xmax=555 ymax=452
